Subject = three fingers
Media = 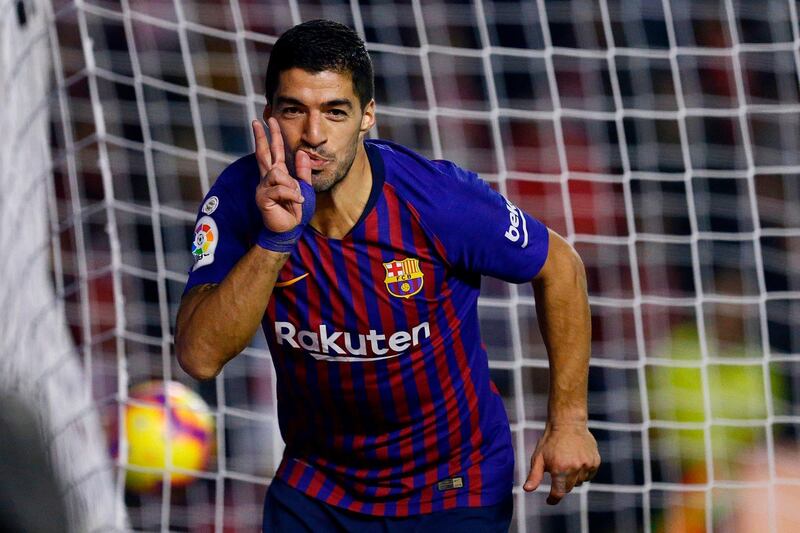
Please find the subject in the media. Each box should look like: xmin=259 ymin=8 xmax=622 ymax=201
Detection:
xmin=545 ymin=468 xmax=596 ymax=505
xmin=251 ymin=121 xmax=303 ymax=226
xmin=252 ymin=117 xmax=312 ymax=187
xmin=525 ymin=453 xmax=599 ymax=505
xmin=546 ymin=471 xmax=576 ymax=505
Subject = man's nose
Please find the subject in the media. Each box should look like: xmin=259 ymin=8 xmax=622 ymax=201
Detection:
xmin=302 ymin=110 xmax=326 ymax=148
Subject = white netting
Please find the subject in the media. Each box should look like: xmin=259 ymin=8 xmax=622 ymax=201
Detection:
xmin=9 ymin=0 xmax=800 ymax=531
xmin=0 ymin=0 xmax=125 ymax=530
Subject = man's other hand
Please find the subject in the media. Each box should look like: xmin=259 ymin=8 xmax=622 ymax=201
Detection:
xmin=523 ymin=423 xmax=601 ymax=505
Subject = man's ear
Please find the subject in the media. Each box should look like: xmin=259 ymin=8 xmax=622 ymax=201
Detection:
xmin=360 ymin=99 xmax=376 ymax=133
xmin=263 ymin=105 xmax=272 ymax=121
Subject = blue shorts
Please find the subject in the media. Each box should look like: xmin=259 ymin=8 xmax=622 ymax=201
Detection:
xmin=262 ymin=478 xmax=513 ymax=533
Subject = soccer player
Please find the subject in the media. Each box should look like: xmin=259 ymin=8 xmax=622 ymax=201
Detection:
xmin=176 ymin=19 xmax=600 ymax=532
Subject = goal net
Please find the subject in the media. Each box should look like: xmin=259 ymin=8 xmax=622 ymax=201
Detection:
xmin=1 ymin=0 xmax=125 ymax=531
xmin=7 ymin=0 xmax=800 ymax=531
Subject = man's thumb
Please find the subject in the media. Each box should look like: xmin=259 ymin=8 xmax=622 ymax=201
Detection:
xmin=524 ymin=452 xmax=545 ymax=492
xmin=295 ymin=150 xmax=312 ymax=185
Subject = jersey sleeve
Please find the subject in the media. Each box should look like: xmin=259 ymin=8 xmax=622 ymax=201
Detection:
xmin=418 ymin=160 xmax=550 ymax=284
xmin=183 ymin=168 xmax=253 ymax=294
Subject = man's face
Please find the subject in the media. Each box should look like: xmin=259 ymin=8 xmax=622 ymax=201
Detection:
xmin=266 ymin=68 xmax=375 ymax=192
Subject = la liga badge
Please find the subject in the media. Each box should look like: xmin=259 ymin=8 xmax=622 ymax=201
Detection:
xmin=192 ymin=216 xmax=218 ymax=271
xmin=383 ymin=257 xmax=424 ymax=298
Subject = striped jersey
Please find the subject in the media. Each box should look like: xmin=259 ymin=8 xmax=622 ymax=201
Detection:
xmin=184 ymin=140 xmax=550 ymax=516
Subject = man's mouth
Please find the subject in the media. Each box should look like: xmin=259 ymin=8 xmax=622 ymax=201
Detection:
xmin=301 ymin=150 xmax=332 ymax=170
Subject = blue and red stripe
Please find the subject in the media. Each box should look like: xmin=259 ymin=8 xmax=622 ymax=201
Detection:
xmin=265 ymin=175 xmax=513 ymax=516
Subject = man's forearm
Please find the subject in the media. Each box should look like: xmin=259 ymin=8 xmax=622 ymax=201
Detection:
xmin=524 ymin=232 xmax=600 ymax=499
xmin=175 ymin=246 xmax=288 ymax=380
xmin=532 ymin=233 xmax=591 ymax=425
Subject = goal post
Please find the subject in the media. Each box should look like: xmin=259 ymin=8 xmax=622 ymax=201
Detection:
xmin=1 ymin=0 xmax=125 ymax=530
xmin=5 ymin=0 xmax=800 ymax=532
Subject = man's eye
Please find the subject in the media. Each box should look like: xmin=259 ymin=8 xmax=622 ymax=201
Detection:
xmin=282 ymin=107 xmax=301 ymax=115
xmin=328 ymin=109 xmax=347 ymax=118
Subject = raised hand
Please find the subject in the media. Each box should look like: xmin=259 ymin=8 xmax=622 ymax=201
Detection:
xmin=253 ymin=117 xmax=313 ymax=233
xmin=523 ymin=423 xmax=600 ymax=505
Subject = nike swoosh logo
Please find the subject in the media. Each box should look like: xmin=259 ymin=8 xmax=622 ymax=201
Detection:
xmin=275 ymin=273 xmax=309 ymax=288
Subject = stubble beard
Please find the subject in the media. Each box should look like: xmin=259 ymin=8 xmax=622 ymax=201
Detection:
xmin=309 ymin=137 xmax=359 ymax=193
xmin=283 ymin=125 xmax=363 ymax=193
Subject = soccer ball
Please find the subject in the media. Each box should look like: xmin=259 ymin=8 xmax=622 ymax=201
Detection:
xmin=113 ymin=380 xmax=215 ymax=493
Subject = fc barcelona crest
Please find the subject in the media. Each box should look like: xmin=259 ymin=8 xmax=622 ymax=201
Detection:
xmin=383 ymin=257 xmax=424 ymax=299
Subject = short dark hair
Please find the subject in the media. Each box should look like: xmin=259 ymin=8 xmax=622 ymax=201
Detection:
xmin=264 ymin=20 xmax=374 ymax=110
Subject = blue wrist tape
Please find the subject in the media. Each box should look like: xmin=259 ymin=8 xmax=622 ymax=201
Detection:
xmin=256 ymin=180 xmax=316 ymax=253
